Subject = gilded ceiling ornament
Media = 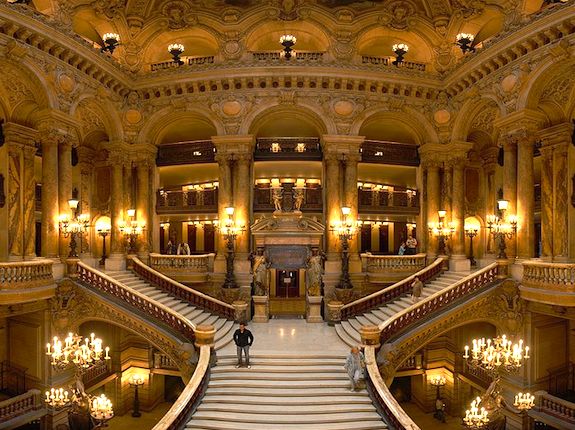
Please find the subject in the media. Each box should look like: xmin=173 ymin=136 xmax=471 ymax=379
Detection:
xmin=278 ymin=0 xmax=300 ymax=21
xmin=162 ymin=1 xmax=192 ymax=30
xmin=379 ymin=1 xmax=417 ymax=31
xmin=92 ymin=0 xmax=125 ymax=19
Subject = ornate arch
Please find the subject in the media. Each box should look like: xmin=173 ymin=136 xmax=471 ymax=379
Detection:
xmin=451 ymin=97 xmax=502 ymax=142
xmin=71 ymin=96 xmax=123 ymax=144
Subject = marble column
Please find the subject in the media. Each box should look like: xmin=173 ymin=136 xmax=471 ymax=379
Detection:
xmin=23 ymin=145 xmax=37 ymax=259
xmin=502 ymin=137 xmax=517 ymax=259
xmin=553 ymin=145 xmax=569 ymax=260
xmin=516 ymin=131 xmax=536 ymax=260
xmin=451 ymin=162 xmax=466 ymax=256
xmin=540 ymin=147 xmax=553 ymax=259
xmin=344 ymin=153 xmax=360 ymax=257
xmin=123 ymin=160 xmax=133 ymax=216
xmin=481 ymin=147 xmax=499 ymax=257
xmin=77 ymin=147 xmax=95 ymax=258
xmin=324 ymin=153 xmax=341 ymax=261
xmin=234 ymin=153 xmax=252 ymax=259
xmin=416 ymin=165 xmax=427 ymax=254
xmin=58 ymin=139 xmax=73 ymax=259
xmin=215 ymin=153 xmax=232 ymax=258
xmin=7 ymin=144 xmax=23 ymax=259
xmin=41 ymin=134 xmax=60 ymax=259
xmin=106 ymin=156 xmax=125 ymax=271
xmin=425 ymin=163 xmax=441 ymax=257
xmin=136 ymin=160 xmax=151 ymax=258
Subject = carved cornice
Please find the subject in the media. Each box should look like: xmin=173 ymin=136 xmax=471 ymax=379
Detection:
xmin=212 ymin=135 xmax=255 ymax=156
xmin=538 ymin=122 xmax=574 ymax=148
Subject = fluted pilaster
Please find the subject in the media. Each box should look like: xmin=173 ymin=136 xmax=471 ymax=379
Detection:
xmin=41 ymin=133 xmax=61 ymax=258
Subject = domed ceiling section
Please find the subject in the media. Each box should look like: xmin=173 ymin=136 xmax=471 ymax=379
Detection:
xmin=48 ymin=0 xmax=542 ymax=73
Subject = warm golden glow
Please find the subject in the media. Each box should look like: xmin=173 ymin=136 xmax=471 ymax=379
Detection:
xmin=463 ymin=397 xmax=489 ymax=428
xmin=463 ymin=334 xmax=529 ymax=373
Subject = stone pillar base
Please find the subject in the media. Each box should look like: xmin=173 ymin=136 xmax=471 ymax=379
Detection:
xmin=105 ymin=253 xmax=126 ymax=272
xmin=65 ymin=258 xmax=80 ymax=278
xmin=232 ymin=300 xmax=248 ymax=323
xmin=335 ymin=287 xmax=354 ymax=304
xmin=449 ymin=255 xmax=470 ymax=272
xmin=360 ymin=325 xmax=381 ymax=348
xmin=326 ymin=300 xmax=343 ymax=325
xmin=509 ymin=260 xmax=524 ymax=281
xmin=252 ymin=295 xmax=269 ymax=323
xmin=51 ymin=260 xmax=66 ymax=281
xmin=239 ymin=286 xmax=252 ymax=320
xmin=496 ymin=259 xmax=510 ymax=279
xmin=306 ymin=296 xmax=323 ymax=323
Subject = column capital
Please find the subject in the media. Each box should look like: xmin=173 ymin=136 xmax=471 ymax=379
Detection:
xmin=538 ymin=122 xmax=573 ymax=148
xmin=321 ymin=134 xmax=364 ymax=154
xmin=480 ymin=146 xmax=500 ymax=168
xmin=493 ymin=109 xmax=546 ymax=134
xmin=3 ymin=122 xmax=37 ymax=145
xmin=214 ymin=152 xmax=232 ymax=164
xmin=212 ymin=134 xmax=255 ymax=155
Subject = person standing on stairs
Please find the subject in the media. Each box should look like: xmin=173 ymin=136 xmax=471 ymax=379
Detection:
xmin=344 ymin=347 xmax=365 ymax=391
xmin=411 ymin=276 xmax=423 ymax=303
xmin=233 ymin=322 xmax=253 ymax=368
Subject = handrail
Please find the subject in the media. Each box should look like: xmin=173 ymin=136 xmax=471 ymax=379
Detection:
xmin=0 ymin=259 xmax=53 ymax=288
xmin=534 ymin=390 xmax=575 ymax=424
xmin=365 ymin=347 xmax=421 ymax=430
xmin=152 ymin=345 xmax=210 ymax=430
xmin=149 ymin=253 xmax=215 ymax=272
xmin=0 ymin=389 xmax=42 ymax=422
xmin=379 ymin=263 xmax=499 ymax=343
xmin=362 ymin=253 xmax=427 ymax=272
xmin=341 ymin=257 xmax=445 ymax=320
xmin=76 ymin=262 xmax=196 ymax=341
xmin=132 ymin=257 xmax=235 ymax=320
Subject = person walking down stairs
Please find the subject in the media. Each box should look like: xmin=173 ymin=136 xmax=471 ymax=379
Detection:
xmin=233 ymin=322 xmax=253 ymax=368
xmin=344 ymin=346 xmax=365 ymax=391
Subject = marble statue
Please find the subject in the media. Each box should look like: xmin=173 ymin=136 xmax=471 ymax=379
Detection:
xmin=293 ymin=187 xmax=305 ymax=211
xmin=250 ymin=248 xmax=270 ymax=296
xmin=272 ymin=186 xmax=283 ymax=212
xmin=306 ymin=248 xmax=325 ymax=296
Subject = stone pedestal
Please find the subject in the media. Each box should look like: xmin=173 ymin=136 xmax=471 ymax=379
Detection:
xmin=252 ymin=295 xmax=269 ymax=323
xmin=449 ymin=255 xmax=470 ymax=272
xmin=496 ymin=259 xmax=510 ymax=279
xmin=306 ymin=295 xmax=323 ymax=323
xmin=65 ymin=258 xmax=80 ymax=278
xmin=105 ymin=253 xmax=126 ymax=271
xmin=194 ymin=324 xmax=216 ymax=348
xmin=335 ymin=287 xmax=354 ymax=304
xmin=232 ymin=300 xmax=248 ymax=323
xmin=360 ymin=325 xmax=381 ymax=348
xmin=52 ymin=260 xmax=66 ymax=281
xmin=510 ymin=260 xmax=524 ymax=281
xmin=327 ymin=300 xmax=343 ymax=324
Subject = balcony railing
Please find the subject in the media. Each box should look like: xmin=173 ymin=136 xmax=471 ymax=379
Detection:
xmin=156 ymin=140 xmax=215 ymax=166
xmin=362 ymin=140 xmax=419 ymax=166
xmin=0 ymin=260 xmax=53 ymax=289
xmin=254 ymin=137 xmax=322 ymax=161
xmin=361 ymin=55 xmax=427 ymax=72
xmin=533 ymin=391 xmax=575 ymax=425
xmin=521 ymin=261 xmax=575 ymax=305
xmin=149 ymin=253 xmax=215 ymax=283
xmin=361 ymin=253 xmax=427 ymax=283
xmin=0 ymin=389 xmax=43 ymax=423
xmin=156 ymin=189 xmax=218 ymax=214
xmin=251 ymin=51 xmax=325 ymax=62
xmin=150 ymin=56 xmax=215 ymax=72
xmin=358 ymin=189 xmax=419 ymax=214
xmin=154 ymin=352 xmax=179 ymax=371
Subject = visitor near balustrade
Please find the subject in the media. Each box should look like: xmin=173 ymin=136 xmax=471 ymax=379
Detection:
xmin=344 ymin=346 xmax=365 ymax=391
xmin=398 ymin=242 xmax=406 ymax=255
xmin=405 ymin=235 xmax=418 ymax=254
xmin=233 ymin=322 xmax=254 ymax=369
xmin=411 ymin=277 xmax=423 ymax=303
xmin=177 ymin=242 xmax=190 ymax=255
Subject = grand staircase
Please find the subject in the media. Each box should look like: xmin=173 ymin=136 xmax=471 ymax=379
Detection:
xmin=105 ymin=270 xmax=234 ymax=350
xmin=335 ymin=270 xmax=468 ymax=347
xmin=187 ymin=352 xmax=387 ymax=430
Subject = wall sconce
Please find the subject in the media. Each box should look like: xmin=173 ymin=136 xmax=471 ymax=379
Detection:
xmin=456 ymin=33 xmax=476 ymax=53
xmin=271 ymin=142 xmax=281 ymax=153
xmin=295 ymin=143 xmax=306 ymax=152
xmin=280 ymin=34 xmax=296 ymax=59
xmin=330 ymin=206 xmax=359 ymax=290
xmin=168 ymin=43 xmax=185 ymax=65
xmin=119 ymin=208 xmax=146 ymax=254
xmin=428 ymin=210 xmax=455 ymax=255
xmin=464 ymin=224 xmax=479 ymax=267
xmin=487 ymin=199 xmax=517 ymax=259
xmin=59 ymin=198 xmax=90 ymax=258
xmin=392 ymin=43 xmax=409 ymax=66
xmin=100 ymin=33 xmax=120 ymax=54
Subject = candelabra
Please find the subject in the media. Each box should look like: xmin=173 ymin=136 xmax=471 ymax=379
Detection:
xmin=514 ymin=392 xmax=535 ymax=411
xmin=46 ymin=332 xmax=110 ymax=370
xmin=392 ymin=43 xmax=409 ymax=66
xmin=487 ymin=199 xmax=517 ymax=259
xmin=429 ymin=375 xmax=446 ymax=400
xmin=219 ymin=207 xmax=245 ymax=289
xmin=96 ymin=222 xmax=111 ymax=266
xmin=168 ymin=43 xmax=185 ymax=65
xmin=456 ymin=33 xmax=476 ymax=53
xmin=428 ymin=210 xmax=455 ymax=255
xmin=119 ymin=209 xmax=146 ymax=254
xmin=463 ymin=396 xmax=489 ymax=428
xmin=280 ymin=34 xmax=296 ymax=59
xmin=463 ymin=334 xmax=529 ymax=375
xmin=464 ymin=226 xmax=479 ymax=267
xmin=59 ymin=198 xmax=90 ymax=258
xmin=90 ymin=394 xmax=114 ymax=428
xmin=330 ymin=207 xmax=359 ymax=290
xmin=129 ymin=374 xmax=145 ymax=418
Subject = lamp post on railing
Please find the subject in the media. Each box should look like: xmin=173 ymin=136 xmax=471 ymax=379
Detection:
xmin=119 ymin=209 xmax=145 ymax=254
xmin=218 ymin=207 xmax=245 ymax=289
xmin=96 ymin=221 xmax=111 ymax=266
xmin=465 ymin=226 xmax=479 ymax=267
xmin=128 ymin=374 xmax=145 ymax=418
xmin=487 ymin=199 xmax=517 ymax=259
xmin=330 ymin=206 xmax=359 ymax=290
xmin=429 ymin=375 xmax=446 ymax=400
xmin=428 ymin=210 xmax=455 ymax=255
xmin=59 ymin=198 xmax=90 ymax=258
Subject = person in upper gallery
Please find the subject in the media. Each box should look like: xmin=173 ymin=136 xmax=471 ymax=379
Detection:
xmin=177 ymin=241 xmax=191 ymax=255
xmin=405 ymin=234 xmax=418 ymax=255
xmin=398 ymin=241 xmax=406 ymax=255
xmin=233 ymin=322 xmax=254 ymax=369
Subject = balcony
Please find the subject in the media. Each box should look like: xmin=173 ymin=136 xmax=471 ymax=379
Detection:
xmin=253 ymin=183 xmax=323 ymax=212
xmin=358 ymin=188 xmax=419 ymax=215
xmin=520 ymin=261 xmax=575 ymax=306
xmin=150 ymin=55 xmax=215 ymax=72
xmin=156 ymin=140 xmax=215 ymax=166
xmin=254 ymin=137 xmax=322 ymax=161
xmin=362 ymin=140 xmax=419 ymax=166
xmin=361 ymin=253 xmax=427 ymax=284
xmin=252 ymin=51 xmax=325 ymax=62
xmin=361 ymin=55 xmax=427 ymax=72
xmin=156 ymin=189 xmax=218 ymax=214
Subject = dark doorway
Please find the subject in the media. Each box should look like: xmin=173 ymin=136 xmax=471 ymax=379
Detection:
xmin=360 ymin=224 xmax=371 ymax=253
xmin=204 ymin=224 xmax=215 ymax=253
xmin=35 ymin=222 xmax=41 ymax=256
xmin=276 ymin=270 xmax=299 ymax=298
xmin=187 ymin=225 xmax=197 ymax=252
xmin=378 ymin=224 xmax=389 ymax=253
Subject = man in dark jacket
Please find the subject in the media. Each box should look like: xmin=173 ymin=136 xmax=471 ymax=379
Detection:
xmin=233 ymin=322 xmax=254 ymax=368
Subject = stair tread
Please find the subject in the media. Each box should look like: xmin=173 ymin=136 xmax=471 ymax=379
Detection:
xmin=196 ymin=403 xmax=378 ymax=414
xmin=186 ymin=420 xmax=387 ymax=430
xmin=191 ymin=410 xmax=383 ymax=423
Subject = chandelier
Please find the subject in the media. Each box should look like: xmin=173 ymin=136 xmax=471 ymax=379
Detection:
xmin=392 ymin=43 xmax=409 ymax=66
xmin=101 ymin=33 xmax=120 ymax=54
xmin=463 ymin=396 xmax=489 ymax=428
xmin=280 ymin=34 xmax=297 ymax=59
xmin=168 ymin=43 xmax=185 ymax=65
xmin=514 ymin=392 xmax=535 ymax=411
xmin=464 ymin=335 xmax=529 ymax=374
xmin=90 ymin=394 xmax=114 ymax=422
xmin=456 ymin=33 xmax=475 ymax=53
xmin=46 ymin=332 xmax=110 ymax=370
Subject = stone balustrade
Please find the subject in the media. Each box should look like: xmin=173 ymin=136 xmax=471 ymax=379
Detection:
xmin=0 ymin=260 xmax=53 ymax=288
xmin=133 ymin=257 xmax=235 ymax=320
xmin=154 ymin=352 xmax=179 ymax=370
xmin=149 ymin=253 xmax=215 ymax=281
xmin=534 ymin=390 xmax=575 ymax=425
xmin=520 ymin=261 xmax=575 ymax=306
xmin=364 ymin=346 xmax=421 ymax=430
xmin=0 ymin=389 xmax=43 ymax=423
xmin=340 ymin=257 xmax=444 ymax=320
xmin=362 ymin=253 xmax=427 ymax=283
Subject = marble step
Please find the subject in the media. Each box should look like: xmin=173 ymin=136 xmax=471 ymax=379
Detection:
xmin=201 ymin=394 xmax=372 ymax=405
xmin=203 ymin=387 xmax=369 ymax=397
xmin=210 ymin=372 xmax=348 ymax=381
xmin=217 ymin=354 xmax=346 ymax=361
xmin=196 ymin=403 xmax=377 ymax=414
xmin=186 ymin=420 xmax=387 ymax=430
xmin=191 ymin=410 xmax=383 ymax=424
xmin=212 ymin=366 xmax=346 ymax=374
